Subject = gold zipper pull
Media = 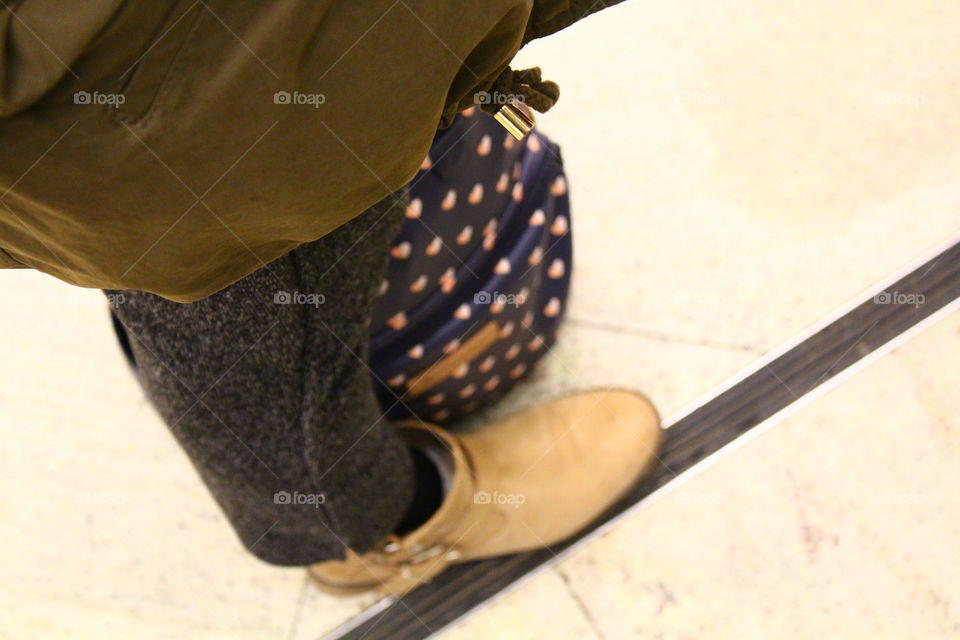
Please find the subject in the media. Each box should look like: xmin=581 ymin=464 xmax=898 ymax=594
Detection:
xmin=494 ymin=101 xmax=535 ymax=140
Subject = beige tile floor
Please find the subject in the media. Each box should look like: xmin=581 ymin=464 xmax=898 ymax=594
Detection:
xmin=3 ymin=0 xmax=960 ymax=638
xmin=445 ymin=305 xmax=960 ymax=640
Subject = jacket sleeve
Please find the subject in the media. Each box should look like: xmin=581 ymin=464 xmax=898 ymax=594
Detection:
xmin=0 ymin=0 xmax=122 ymax=117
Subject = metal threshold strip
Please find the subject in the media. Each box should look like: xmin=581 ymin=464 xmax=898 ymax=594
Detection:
xmin=326 ymin=234 xmax=960 ymax=640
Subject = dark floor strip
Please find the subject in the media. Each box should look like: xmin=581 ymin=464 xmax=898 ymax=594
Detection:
xmin=329 ymin=238 xmax=960 ymax=640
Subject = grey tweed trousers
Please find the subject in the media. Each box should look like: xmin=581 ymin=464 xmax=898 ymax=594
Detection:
xmin=106 ymin=194 xmax=413 ymax=566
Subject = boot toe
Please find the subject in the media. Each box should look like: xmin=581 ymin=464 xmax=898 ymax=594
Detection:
xmin=462 ymin=389 xmax=663 ymax=554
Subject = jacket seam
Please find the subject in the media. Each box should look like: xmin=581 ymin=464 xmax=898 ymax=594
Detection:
xmin=0 ymin=244 xmax=25 ymax=267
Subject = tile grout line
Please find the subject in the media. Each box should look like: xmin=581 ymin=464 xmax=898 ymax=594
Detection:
xmin=555 ymin=567 xmax=608 ymax=640
xmin=564 ymin=315 xmax=762 ymax=354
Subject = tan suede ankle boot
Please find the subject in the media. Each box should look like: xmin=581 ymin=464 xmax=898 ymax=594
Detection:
xmin=308 ymin=390 xmax=662 ymax=595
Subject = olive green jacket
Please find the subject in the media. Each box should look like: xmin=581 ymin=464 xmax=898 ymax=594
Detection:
xmin=0 ymin=0 xmax=617 ymax=301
